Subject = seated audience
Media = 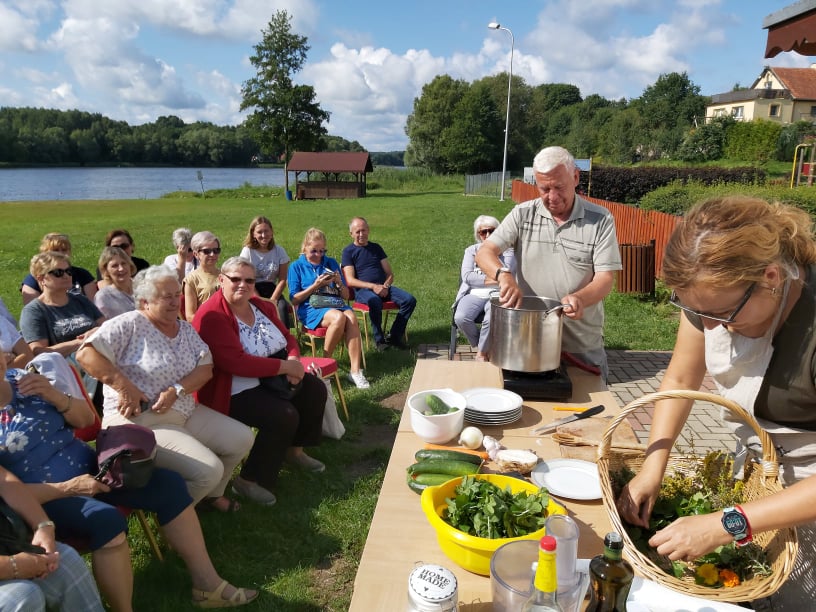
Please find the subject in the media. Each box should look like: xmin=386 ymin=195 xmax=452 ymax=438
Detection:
xmin=20 ymin=252 xmax=105 ymax=357
xmin=96 ymin=229 xmax=149 ymax=286
xmin=193 ymin=257 xmax=327 ymax=506
xmin=342 ymin=217 xmax=416 ymax=351
xmin=163 ymin=227 xmax=198 ymax=282
xmin=0 ymin=465 xmax=104 ymax=611
xmin=184 ymin=231 xmax=221 ymax=321
xmin=94 ymin=247 xmax=136 ymax=318
xmin=0 ymin=296 xmax=17 ymax=327
xmin=0 ymin=355 xmax=258 ymax=610
xmin=454 ymin=215 xmax=516 ymax=361
xmin=77 ymin=266 xmax=254 ymax=512
xmin=0 ymin=315 xmax=34 ymax=369
xmin=20 ymin=234 xmax=97 ymax=305
xmin=288 ymin=228 xmax=369 ymax=389
xmin=239 ymin=215 xmax=291 ymax=326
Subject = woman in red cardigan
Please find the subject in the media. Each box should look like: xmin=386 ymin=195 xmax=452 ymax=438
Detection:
xmin=192 ymin=256 xmax=326 ymax=506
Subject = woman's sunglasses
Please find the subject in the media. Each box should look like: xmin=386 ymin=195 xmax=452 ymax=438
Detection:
xmin=669 ymin=282 xmax=756 ymax=324
xmin=48 ymin=268 xmax=73 ymax=278
xmin=478 ymin=228 xmax=495 ymax=237
xmin=199 ymin=248 xmax=221 ymax=255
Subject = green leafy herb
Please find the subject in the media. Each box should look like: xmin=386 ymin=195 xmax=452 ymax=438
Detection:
xmin=442 ymin=475 xmax=551 ymax=539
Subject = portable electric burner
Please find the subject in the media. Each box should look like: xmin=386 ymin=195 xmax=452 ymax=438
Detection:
xmin=501 ymin=362 xmax=573 ymax=401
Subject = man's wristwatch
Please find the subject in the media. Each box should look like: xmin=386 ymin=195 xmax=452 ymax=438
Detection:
xmin=172 ymin=383 xmax=187 ymax=398
xmin=721 ymin=505 xmax=752 ymax=546
xmin=494 ymin=266 xmax=511 ymax=281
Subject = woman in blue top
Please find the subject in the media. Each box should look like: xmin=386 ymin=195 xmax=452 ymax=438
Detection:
xmin=0 ymin=355 xmax=257 ymax=611
xmin=287 ymin=228 xmax=369 ymax=389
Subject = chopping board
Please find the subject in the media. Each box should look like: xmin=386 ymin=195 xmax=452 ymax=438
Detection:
xmin=556 ymin=415 xmax=642 ymax=461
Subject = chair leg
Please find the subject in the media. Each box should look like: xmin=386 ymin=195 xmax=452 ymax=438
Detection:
xmin=331 ymin=371 xmax=349 ymax=419
xmin=357 ymin=311 xmax=371 ymax=350
xmin=449 ymin=322 xmax=459 ymax=360
xmin=134 ymin=509 xmax=164 ymax=561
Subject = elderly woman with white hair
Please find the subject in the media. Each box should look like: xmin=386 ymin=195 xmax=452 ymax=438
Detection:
xmin=163 ymin=227 xmax=198 ymax=282
xmin=76 ymin=266 xmax=254 ymax=514
xmin=453 ymin=215 xmax=515 ymax=361
xmin=184 ymin=231 xmax=221 ymax=321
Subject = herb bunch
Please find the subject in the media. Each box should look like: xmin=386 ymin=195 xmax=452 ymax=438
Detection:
xmin=612 ymin=451 xmax=771 ymax=588
xmin=443 ymin=475 xmax=551 ymax=539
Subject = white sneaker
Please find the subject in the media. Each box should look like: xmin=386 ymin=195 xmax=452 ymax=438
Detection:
xmin=348 ymin=371 xmax=370 ymax=389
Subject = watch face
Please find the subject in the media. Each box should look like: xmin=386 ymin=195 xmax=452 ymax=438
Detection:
xmin=722 ymin=510 xmax=748 ymax=535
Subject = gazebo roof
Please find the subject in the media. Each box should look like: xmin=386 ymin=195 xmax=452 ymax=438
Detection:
xmin=763 ymin=0 xmax=816 ymax=57
xmin=288 ymin=152 xmax=373 ymax=173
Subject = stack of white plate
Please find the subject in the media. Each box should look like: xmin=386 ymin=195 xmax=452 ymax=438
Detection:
xmin=461 ymin=387 xmax=524 ymax=426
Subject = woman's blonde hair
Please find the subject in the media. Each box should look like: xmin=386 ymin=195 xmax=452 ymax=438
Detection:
xmin=39 ymin=233 xmax=71 ymax=254
xmin=30 ymin=251 xmax=70 ymax=278
xmin=98 ymin=246 xmax=136 ymax=282
xmin=663 ymin=195 xmax=816 ymax=289
xmin=301 ymin=228 xmax=327 ymax=253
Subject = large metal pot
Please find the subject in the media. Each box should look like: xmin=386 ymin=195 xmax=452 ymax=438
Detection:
xmin=489 ymin=296 xmax=563 ymax=372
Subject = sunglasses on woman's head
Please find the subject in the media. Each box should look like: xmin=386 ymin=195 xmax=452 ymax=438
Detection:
xmin=48 ymin=268 xmax=73 ymax=278
xmin=199 ymin=248 xmax=221 ymax=255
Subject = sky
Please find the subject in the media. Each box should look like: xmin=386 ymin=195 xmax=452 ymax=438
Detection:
xmin=1 ymin=0 xmax=813 ymax=151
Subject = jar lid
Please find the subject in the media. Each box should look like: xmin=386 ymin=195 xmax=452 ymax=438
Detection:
xmin=407 ymin=564 xmax=458 ymax=609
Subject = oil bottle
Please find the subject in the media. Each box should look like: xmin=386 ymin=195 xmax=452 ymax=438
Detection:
xmin=586 ymin=532 xmax=634 ymax=611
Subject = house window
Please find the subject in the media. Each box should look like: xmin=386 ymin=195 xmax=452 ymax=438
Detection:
xmin=770 ymin=104 xmax=780 ymax=117
xmin=811 ymin=106 xmax=816 ymax=117
xmin=732 ymin=106 xmax=744 ymax=119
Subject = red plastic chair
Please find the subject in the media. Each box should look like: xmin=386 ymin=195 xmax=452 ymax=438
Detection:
xmin=291 ymin=303 xmax=365 ymax=370
xmin=349 ymin=288 xmax=405 ymax=351
xmin=299 ymin=356 xmax=349 ymax=420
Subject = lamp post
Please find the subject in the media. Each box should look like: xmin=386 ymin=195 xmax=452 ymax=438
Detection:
xmin=488 ymin=21 xmax=514 ymax=201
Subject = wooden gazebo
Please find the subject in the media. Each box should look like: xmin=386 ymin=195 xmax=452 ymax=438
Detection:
xmin=764 ymin=0 xmax=816 ymax=57
xmin=288 ymin=152 xmax=373 ymax=199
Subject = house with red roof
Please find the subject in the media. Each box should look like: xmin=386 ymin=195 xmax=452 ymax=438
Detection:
xmin=706 ymin=65 xmax=816 ymax=124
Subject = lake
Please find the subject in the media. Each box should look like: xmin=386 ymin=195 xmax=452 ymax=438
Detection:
xmin=0 ymin=167 xmax=288 ymax=202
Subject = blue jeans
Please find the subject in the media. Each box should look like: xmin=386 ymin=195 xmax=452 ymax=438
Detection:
xmin=353 ymin=286 xmax=416 ymax=344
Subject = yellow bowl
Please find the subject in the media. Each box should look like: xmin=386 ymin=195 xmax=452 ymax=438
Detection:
xmin=420 ymin=473 xmax=566 ymax=575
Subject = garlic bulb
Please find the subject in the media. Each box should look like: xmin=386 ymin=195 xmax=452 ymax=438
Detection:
xmin=458 ymin=426 xmax=484 ymax=449
xmin=482 ymin=435 xmax=503 ymax=461
xmin=494 ymin=449 xmax=539 ymax=474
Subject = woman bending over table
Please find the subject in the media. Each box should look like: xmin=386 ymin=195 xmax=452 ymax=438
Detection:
xmin=618 ymin=196 xmax=816 ymax=610
xmin=0 ymin=356 xmax=257 ymax=610
xmin=193 ymin=256 xmax=326 ymax=506
xmin=76 ymin=266 xmax=254 ymax=513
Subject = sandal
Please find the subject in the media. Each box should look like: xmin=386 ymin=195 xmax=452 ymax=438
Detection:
xmin=192 ymin=579 xmax=258 ymax=608
xmin=196 ymin=496 xmax=241 ymax=514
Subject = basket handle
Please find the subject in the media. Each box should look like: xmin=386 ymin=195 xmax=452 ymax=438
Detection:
xmin=597 ymin=389 xmax=779 ymax=479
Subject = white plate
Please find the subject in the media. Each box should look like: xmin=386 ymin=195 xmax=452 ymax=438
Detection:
xmin=530 ymin=459 xmax=602 ymax=500
xmin=461 ymin=387 xmax=523 ymax=414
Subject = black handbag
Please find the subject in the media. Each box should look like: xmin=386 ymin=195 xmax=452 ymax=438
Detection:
xmin=94 ymin=424 xmax=157 ymax=489
xmin=0 ymin=499 xmax=46 ymax=555
xmin=259 ymin=349 xmax=303 ymax=400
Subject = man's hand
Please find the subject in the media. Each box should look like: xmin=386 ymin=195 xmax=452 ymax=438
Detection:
xmin=498 ymin=274 xmax=523 ymax=309
xmin=560 ymin=294 xmax=583 ymax=320
xmin=373 ymin=283 xmax=389 ymax=298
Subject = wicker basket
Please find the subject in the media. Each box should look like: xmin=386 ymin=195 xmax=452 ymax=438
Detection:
xmin=597 ymin=389 xmax=799 ymax=602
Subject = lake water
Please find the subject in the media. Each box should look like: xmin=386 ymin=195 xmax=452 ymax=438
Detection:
xmin=0 ymin=167 xmax=288 ymax=201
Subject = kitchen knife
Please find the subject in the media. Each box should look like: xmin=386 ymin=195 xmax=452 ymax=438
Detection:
xmin=531 ymin=404 xmax=605 ymax=435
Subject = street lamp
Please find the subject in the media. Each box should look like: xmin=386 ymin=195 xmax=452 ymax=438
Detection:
xmin=488 ymin=21 xmax=514 ymax=201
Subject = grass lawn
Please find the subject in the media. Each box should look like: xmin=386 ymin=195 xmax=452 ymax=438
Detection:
xmin=0 ymin=177 xmax=678 ymax=610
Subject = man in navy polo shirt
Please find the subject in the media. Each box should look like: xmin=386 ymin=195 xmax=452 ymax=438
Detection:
xmin=342 ymin=217 xmax=416 ymax=351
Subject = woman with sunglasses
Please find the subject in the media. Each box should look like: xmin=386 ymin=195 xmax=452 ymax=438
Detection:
xmin=184 ymin=231 xmax=222 ymax=321
xmin=618 ymin=196 xmax=816 ymax=609
xmin=193 ymin=257 xmax=327 ymax=505
xmin=288 ymin=228 xmax=369 ymax=389
xmin=20 ymin=252 xmax=106 ymax=358
xmin=453 ymin=215 xmax=515 ymax=362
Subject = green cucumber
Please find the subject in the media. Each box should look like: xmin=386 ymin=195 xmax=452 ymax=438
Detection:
xmin=425 ymin=394 xmax=455 ymax=415
xmin=406 ymin=472 xmax=455 ymax=495
xmin=407 ymin=459 xmax=480 ymax=477
xmin=414 ymin=449 xmax=483 ymax=466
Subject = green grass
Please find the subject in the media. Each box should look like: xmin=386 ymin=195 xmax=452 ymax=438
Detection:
xmin=0 ymin=174 xmax=678 ymax=610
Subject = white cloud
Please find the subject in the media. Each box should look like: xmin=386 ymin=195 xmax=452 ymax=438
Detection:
xmin=0 ymin=4 xmax=42 ymax=51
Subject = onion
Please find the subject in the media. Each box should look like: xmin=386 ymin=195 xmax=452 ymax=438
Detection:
xmin=458 ymin=426 xmax=484 ymax=450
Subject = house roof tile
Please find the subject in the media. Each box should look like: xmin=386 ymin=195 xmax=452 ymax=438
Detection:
xmin=767 ymin=67 xmax=816 ymax=99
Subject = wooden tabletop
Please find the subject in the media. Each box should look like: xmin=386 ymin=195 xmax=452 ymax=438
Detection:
xmin=349 ymin=361 xmax=623 ymax=612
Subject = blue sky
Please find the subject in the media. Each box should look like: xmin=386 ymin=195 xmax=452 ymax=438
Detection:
xmin=0 ymin=0 xmax=811 ymax=151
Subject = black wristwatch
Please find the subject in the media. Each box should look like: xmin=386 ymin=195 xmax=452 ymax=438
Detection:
xmin=721 ymin=505 xmax=752 ymax=546
xmin=494 ymin=266 xmax=511 ymax=281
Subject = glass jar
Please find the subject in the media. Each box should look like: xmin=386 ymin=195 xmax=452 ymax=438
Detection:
xmin=406 ymin=563 xmax=459 ymax=612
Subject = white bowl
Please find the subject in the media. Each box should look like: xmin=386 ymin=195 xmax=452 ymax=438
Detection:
xmin=408 ymin=388 xmax=466 ymax=444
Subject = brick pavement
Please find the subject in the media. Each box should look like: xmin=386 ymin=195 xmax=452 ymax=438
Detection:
xmin=417 ymin=343 xmax=737 ymax=454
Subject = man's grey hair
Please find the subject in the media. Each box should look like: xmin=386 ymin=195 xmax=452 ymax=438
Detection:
xmin=133 ymin=265 xmax=181 ymax=306
xmin=349 ymin=216 xmax=368 ymax=231
xmin=533 ymin=146 xmax=576 ymax=174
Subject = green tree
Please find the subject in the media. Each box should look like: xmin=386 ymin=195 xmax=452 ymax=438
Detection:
xmin=676 ymin=115 xmax=734 ymax=162
xmin=440 ymin=80 xmax=502 ymax=173
xmin=240 ymin=10 xmax=329 ymax=193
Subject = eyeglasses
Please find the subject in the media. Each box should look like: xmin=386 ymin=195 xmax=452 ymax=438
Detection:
xmin=110 ymin=242 xmax=131 ymax=249
xmin=199 ymin=248 xmax=221 ymax=255
xmin=308 ymin=249 xmax=327 ymax=255
xmin=669 ymin=282 xmax=756 ymax=324
xmin=224 ymin=275 xmax=256 ymax=285
xmin=48 ymin=268 xmax=73 ymax=278
xmin=155 ymin=292 xmax=182 ymax=302
xmin=478 ymin=228 xmax=495 ymax=237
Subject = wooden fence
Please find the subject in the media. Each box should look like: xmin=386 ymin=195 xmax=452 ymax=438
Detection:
xmin=511 ymin=180 xmax=681 ymax=278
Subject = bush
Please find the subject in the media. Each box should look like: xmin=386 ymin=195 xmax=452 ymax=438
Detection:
xmin=724 ymin=119 xmax=782 ymax=163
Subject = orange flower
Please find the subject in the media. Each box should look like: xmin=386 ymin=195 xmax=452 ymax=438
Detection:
xmin=719 ymin=568 xmax=740 ymax=588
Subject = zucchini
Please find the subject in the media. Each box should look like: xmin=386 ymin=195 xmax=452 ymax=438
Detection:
xmin=406 ymin=472 xmax=455 ymax=495
xmin=407 ymin=459 xmax=480 ymax=477
xmin=415 ymin=448 xmax=483 ymax=466
xmin=425 ymin=394 xmax=455 ymax=415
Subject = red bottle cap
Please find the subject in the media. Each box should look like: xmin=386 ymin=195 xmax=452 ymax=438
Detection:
xmin=540 ymin=535 xmax=557 ymax=552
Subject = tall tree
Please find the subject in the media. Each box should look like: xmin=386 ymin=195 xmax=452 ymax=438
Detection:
xmin=240 ymin=10 xmax=329 ymax=193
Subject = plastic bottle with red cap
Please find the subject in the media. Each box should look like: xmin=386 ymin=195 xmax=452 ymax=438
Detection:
xmin=521 ymin=535 xmax=563 ymax=612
